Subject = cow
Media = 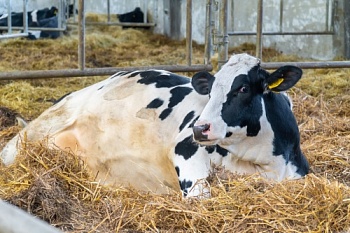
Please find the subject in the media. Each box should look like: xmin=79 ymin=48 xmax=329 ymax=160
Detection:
xmin=0 ymin=7 xmax=58 ymax=28
xmin=0 ymin=53 xmax=309 ymax=197
xmin=27 ymin=16 xmax=59 ymax=40
xmin=117 ymin=7 xmax=150 ymax=29
xmin=0 ymin=6 xmax=59 ymax=39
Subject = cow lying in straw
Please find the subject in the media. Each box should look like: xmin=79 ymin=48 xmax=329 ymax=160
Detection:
xmin=1 ymin=53 xmax=309 ymax=197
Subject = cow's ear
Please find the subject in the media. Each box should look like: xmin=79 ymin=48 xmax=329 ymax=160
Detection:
xmin=191 ymin=71 xmax=215 ymax=95
xmin=265 ymin=66 xmax=302 ymax=92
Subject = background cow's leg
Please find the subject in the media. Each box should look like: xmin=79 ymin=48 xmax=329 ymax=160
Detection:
xmin=0 ymin=134 xmax=20 ymax=165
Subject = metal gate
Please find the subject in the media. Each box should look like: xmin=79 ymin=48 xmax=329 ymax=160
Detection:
xmin=211 ymin=0 xmax=350 ymax=69
xmin=0 ymin=0 xmax=67 ymax=40
xmin=0 ymin=0 xmax=350 ymax=81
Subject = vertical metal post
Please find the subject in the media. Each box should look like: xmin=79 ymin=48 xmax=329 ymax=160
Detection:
xmin=256 ymin=0 xmax=263 ymax=59
xmin=279 ymin=0 xmax=283 ymax=33
xmin=218 ymin=0 xmax=228 ymax=69
xmin=204 ymin=0 xmax=213 ymax=65
xmin=325 ymin=0 xmax=329 ymax=31
xmin=58 ymin=0 xmax=63 ymax=36
xmin=7 ymin=0 xmax=12 ymax=34
xmin=73 ymin=0 xmax=77 ymax=23
xmin=107 ymin=0 xmax=111 ymax=23
xmin=344 ymin=0 xmax=350 ymax=59
xmin=22 ymin=0 xmax=28 ymax=34
xmin=144 ymin=0 xmax=148 ymax=23
xmin=186 ymin=0 xmax=192 ymax=66
xmin=78 ymin=0 xmax=85 ymax=70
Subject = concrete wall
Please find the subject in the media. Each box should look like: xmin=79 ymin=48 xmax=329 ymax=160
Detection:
xmin=0 ymin=0 xmax=346 ymax=60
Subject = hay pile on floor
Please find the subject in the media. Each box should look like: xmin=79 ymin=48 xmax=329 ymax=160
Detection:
xmin=0 ymin=75 xmax=349 ymax=232
xmin=0 ymin=14 xmax=349 ymax=232
xmin=0 ymin=139 xmax=349 ymax=232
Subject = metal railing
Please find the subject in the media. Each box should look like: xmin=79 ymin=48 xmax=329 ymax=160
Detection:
xmin=0 ymin=0 xmax=349 ymax=81
xmin=213 ymin=0 xmax=350 ymax=69
xmin=0 ymin=0 xmax=212 ymax=80
xmin=0 ymin=0 xmax=68 ymax=40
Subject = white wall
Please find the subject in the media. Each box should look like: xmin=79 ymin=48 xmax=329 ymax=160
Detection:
xmin=0 ymin=0 xmax=344 ymax=60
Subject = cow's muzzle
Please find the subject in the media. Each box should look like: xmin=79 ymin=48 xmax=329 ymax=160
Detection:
xmin=193 ymin=124 xmax=210 ymax=141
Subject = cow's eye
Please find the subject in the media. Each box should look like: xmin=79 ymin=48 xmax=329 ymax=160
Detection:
xmin=239 ymin=86 xmax=249 ymax=93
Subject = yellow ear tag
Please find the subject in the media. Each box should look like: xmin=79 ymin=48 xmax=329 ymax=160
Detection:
xmin=268 ymin=78 xmax=284 ymax=89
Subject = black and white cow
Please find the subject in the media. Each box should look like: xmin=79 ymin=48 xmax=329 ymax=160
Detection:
xmin=0 ymin=6 xmax=59 ymax=39
xmin=0 ymin=53 xmax=309 ymax=197
xmin=0 ymin=7 xmax=58 ymax=27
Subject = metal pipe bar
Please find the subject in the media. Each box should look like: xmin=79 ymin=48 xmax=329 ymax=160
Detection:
xmin=204 ymin=0 xmax=213 ymax=65
xmin=78 ymin=0 xmax=85 ymax=70
xmin=228 ymin=31 xmax=334 ymax=35
xmin=326 ymin=0 xmax=329 ymax=31
xmin=0 ymin=200 xmax=62 ymax=233
xmin=144 ymin=0 xmax=148 ymax=23
xmin=186 ymin=0 xmax=192 ymax=66
xmin=0 ymin=26 xmax=67 ymax=31
xmin=70 ymin=22 xmax=156 ymax=27
xmin=7 ymin=0 xmax=12 ymax=33
xmin=0 ymin=32 xmax=28 ymax=39
xmin=22 ymin=0 xmax=28 ymax=34
xmin=0 ymin=65 xmax=213 ymax=80
xmin=256 ymin=0 xmax=263 ymax=59
xmin=107 ymin=0 xmax=111 ymax=22
xmin=279 ymin=0 xmax=283 ymax=33
xmin=261 ymin=61 xmax=350 ymax=69
xmin=218 ymin=0 xmax=228 ymax=68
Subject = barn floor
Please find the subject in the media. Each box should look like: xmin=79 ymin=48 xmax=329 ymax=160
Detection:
xmin=0 ymin=15 xmax=349 ymax=232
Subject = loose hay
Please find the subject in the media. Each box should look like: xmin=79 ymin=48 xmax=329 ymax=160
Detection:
xmin=0 ymin=141 xmax=349 ymax=232
xmin=0 ymin=14 xmax=349 ymax=232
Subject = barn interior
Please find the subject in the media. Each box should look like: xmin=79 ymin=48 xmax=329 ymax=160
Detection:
xmin=0 ymin=1 xmax=349 ymax=232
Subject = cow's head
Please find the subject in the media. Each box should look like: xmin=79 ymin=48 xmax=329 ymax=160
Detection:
xmin=191 ymin=53 xmax=302 ymax=146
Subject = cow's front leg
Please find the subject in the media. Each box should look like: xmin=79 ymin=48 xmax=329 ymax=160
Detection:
xmin=173 ymin=135 xmax=212 ymax=197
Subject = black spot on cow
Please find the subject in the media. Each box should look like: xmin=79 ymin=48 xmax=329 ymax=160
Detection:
xmin=146 ymin=98 xmax=164 ymax=109
xmin=169 ymin=87 xmax=192 ymax=107
xmin=263 ymin=92 xmax=309 ymax=175
xmin=137 ymin=71 xmax=190 ymax=88
xmin=97 ymin=86 xmax=104 ymax=90
xmin=189 ymin=116 xmax=200 ymax=128
xmin=179 ymin=111 xmax=195 ymax=132
xmin=159 ymin=108 xmax=172 ymax=120
xmin=221 ymin=74 xmax=262 ymax=137
xmin=179 ymin=179 xmax=193 ymax=197
xmin=205 ymin=146 xmax=215 ymax=154
xmin=175 ymin=136 xmax=199 ymax=160
xmin=53 ymin=92 xmax=71 ymax=105
xmin=216 ymin=145 xmax=229 ymax=157
xmin=159 ymin=87 xmax=192 ymax=121
xmin=175 ymin=166 xmax=180 ymax=176
xmin=36 ymin=16 xmax=59 ymax=39
xmin=115 ymin=71 xmax=133 ymax=77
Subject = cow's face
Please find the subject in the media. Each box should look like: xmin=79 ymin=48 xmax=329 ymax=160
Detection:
xmin=191 ymin=53 xmax=302 ymax=146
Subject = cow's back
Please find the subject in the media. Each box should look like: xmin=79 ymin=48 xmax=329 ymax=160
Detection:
xmin=1 ymin=70 xmax=208 ymax=193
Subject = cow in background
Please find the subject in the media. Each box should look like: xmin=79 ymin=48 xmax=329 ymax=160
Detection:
xmin=0 ymin=6 xmax=61 ymax=40
xmin=117 ymin=7 xmax=150 ymax=29
xmin=0 ymin=6 xmax=58 ymax=27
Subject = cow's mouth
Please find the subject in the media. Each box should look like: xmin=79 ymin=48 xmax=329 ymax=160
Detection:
xmin=193 ymin=137 xmax=219 ymax=146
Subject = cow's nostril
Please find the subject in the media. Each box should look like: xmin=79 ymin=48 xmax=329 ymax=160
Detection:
xmin=202 ymin=124 xmax=210 ymax=132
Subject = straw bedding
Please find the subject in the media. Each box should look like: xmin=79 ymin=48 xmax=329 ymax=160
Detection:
xmin=0 ymin=14 xmax=349 ymax=232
